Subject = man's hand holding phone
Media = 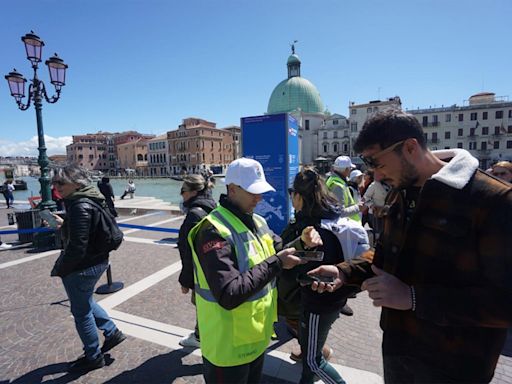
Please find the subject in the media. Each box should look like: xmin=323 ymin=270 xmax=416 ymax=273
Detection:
xmin=307 ymin=265 xmax=345 ymax=293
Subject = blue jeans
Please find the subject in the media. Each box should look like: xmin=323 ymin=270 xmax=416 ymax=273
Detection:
xmin=62 ymin=261 xmax=117 ymax=360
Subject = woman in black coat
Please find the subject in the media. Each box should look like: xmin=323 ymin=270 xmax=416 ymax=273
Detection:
xmin=177 ymin=174 xmax=216 ymax=348
xmin=281 ymin=167 xmax=359 ymax=384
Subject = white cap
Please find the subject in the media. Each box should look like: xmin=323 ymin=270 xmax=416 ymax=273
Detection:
xmin=349 ymin=169 xmax=363 ymax=181
xmin=333 ymin=155 xmax=355 ymax=170
xmin=225 ymin=158 xmax=276 ymax=194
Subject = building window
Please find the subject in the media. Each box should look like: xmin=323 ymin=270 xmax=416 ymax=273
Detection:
xmin=481 ymin=142 xmax=487 ymax=150
xmin=469 ymin=142 xmax=477 ymax=150
xmin=350 ymin=122 xmax=357 ymax=132
xmin=333 ymin=143 xmax=338 ymax=152
xmin=494 ymin=126 xmax=501 ymax=135
xmin=445 ymin=131 xmax=451 ymax=139
xmin=432 ymin=132 xmax=438 ymax=142
xmin=494 ymin=141 xmax=499 ymax=149
xmin=445 ymin=114 xmax=451 ymax=122
xmin=458 ymin=113 xmax=464 ymax=122
xmin=482 ymin=126 xmax=488 ymax=135
xmin=458 ymin=128 xmax=463 ymax=136
xmin=509 ymin=110 xmax=512 ymax=118
xmin=508 ymin=125 xmax=512 ymax=134
xmin=470 ymin=112 xmax=477 ymax=121
xmin=351 ymin=109 xmax=356 ymax=115
xmin=496 ymin=110 xmax=503 ymax=119
xmin=457 ymin=142 xmax=463 ymax=148
xmin=323 ymin=144 xmax=328 ymax=153
xmin=333 ymin=119 xmax=338 ymax=125
xmin=422 ymin=116 xmax=428 ymax=127
xmin=470 ymin=128 xmax=475 ymax=136
xmin=482 ymin=111 xmax=488 ymax=120
xmin=508 ymin=141 xmax=512 ymax=149
xmin=323 ymin=132 xmax=328 ymax=139
xmin=333 ymin=131 xmax=338 ymax=139
xmin=305 ymin=120 xmax=310 ymax=130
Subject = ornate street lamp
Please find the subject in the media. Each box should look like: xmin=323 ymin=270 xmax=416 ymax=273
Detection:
xmin=5 ymin=31 xmax=68 ymax=211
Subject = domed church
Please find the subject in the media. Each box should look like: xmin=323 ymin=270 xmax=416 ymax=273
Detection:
xmin=266 ymin=44 xmax=348 ymax=165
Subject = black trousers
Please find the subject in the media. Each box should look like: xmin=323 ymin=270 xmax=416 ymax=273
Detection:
xmin=202 ymin=353 xmax=264 ymax=384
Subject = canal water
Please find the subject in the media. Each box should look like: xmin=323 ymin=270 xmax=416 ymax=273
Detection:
xmin=12 ymin=177 xmax=226 ymax=206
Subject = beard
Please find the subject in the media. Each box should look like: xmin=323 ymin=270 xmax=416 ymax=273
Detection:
xmin=396 ymin=156 xmax=419 ymax=189
xmin=381 ymin=156 xmax=419 ymax=189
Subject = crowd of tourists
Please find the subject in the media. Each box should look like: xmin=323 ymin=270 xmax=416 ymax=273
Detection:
xmin=2 ymin=109 xmax=511 ymax=384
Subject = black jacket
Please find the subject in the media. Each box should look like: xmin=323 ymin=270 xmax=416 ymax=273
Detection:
xmin=178 ymin=193 xmax=217 ymax=289
xmin=280 ymin=204 xmax=358 ymax=314
xmin=97 ymin=181 xmax=114 ymax=199
xmin=52 ymin=187 xmax=110 ymax=277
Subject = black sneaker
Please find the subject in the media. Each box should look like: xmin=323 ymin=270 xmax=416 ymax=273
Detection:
xmin=68 ymin=354 xmax=105 ymax=373
xmin=340 ymin=304 xmax=354 ymax=316
xmin=101 ymin=329 xmax=127 ymax=353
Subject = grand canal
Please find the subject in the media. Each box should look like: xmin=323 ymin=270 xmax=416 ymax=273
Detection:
xmin=12 ymin=176 xmax=226 ymax=205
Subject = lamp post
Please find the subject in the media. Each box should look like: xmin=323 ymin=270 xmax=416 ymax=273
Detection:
xmin=5 ymin=32 xmax=68 ymax=211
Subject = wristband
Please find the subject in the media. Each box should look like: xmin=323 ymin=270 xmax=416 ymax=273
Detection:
xmin=410 ymin=285 xmax=416 ymax=312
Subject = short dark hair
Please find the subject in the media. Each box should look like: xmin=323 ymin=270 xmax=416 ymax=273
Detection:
xmin=353 ymin=109 xmax=427 ymax=154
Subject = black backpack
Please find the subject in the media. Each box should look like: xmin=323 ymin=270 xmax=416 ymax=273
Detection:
xmin=75 ymin=198 xmax=124 ymax=252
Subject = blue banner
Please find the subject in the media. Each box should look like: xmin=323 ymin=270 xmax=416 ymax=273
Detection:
xmin=241 ymin=113 xmax=299 ymax=235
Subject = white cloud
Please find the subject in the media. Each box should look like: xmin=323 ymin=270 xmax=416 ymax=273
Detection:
xmin=0 ymin=135 xmax=72 ymax=157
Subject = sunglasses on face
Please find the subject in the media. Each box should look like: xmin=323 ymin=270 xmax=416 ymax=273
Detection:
xmin=359 ymin=140 xmax=406 ymax=169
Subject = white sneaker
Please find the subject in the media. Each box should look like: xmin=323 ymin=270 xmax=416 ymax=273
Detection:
xmin=0 ymin=243 xmax=12 ymax=250
xmin=179 ymin=332 xmax=200 ymax=348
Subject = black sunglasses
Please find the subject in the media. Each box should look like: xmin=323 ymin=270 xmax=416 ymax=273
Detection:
xmin=359 ymin=140 xmax=405 ymax=169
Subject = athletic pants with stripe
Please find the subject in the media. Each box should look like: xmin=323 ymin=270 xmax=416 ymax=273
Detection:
xmin=299 ymin=309 xmax=346 ymax=384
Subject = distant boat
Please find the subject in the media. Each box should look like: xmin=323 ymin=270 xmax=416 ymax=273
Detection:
xmin=14 ymin=179 xmax=27 ymax=190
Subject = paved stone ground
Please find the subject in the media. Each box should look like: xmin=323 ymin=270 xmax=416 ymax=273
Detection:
xmin=0 ymin=204 xmax=511 ymax=383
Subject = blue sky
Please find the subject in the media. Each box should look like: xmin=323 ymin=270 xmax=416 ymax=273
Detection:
xmin=1 ymin=0 xmax=510 ymax=156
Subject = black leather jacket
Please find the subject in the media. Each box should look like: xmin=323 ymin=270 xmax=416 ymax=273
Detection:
xmin=55 ymin=197 xmax=109 ymax=277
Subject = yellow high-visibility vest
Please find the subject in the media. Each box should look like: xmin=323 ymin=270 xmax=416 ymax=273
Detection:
xmin=326 ymin=174 xmax=362 ymax=223
xmin=188 ymin=205 xmax=277 ymax=367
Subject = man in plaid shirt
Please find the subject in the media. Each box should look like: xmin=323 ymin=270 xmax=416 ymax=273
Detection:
xmin=309 ymin=110 xmax=512 ymax=383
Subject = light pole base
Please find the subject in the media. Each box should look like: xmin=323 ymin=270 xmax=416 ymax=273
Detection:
xmin=96 ymin=282 xmax=124 ymax=294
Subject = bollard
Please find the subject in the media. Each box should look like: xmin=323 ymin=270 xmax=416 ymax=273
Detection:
xmin=95 ymin=264 xmax=124 ymax=294
xmin=7 ymin=213 xmax=15 ymax=226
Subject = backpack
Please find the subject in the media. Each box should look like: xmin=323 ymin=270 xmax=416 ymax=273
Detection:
xmin=74 ymin=198 xmax=124 ymax=252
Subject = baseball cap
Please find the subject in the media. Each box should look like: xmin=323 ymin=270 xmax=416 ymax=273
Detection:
xmin=349 ymin=169 xmax=363 ymax=181
xmin=333 ymin=156 xmax=356 ymax=170
xmin=225 ymin=158 xmax=276 ymax=194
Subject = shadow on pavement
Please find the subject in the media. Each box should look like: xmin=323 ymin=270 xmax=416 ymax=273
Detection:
xmin=7 ymin=362 xmax=83 ymax=384
xmin=103 ymin=349 xmax=202 ymax=383
xmin=501 ymin=328 xmax=512 ymax=357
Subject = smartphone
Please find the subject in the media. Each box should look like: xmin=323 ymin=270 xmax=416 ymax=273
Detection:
xmin=296 ymin=273 xmax=334 ymax=285
xmin=39 ymin=209 xmax=59 ymax=228
xmin=294 ymin=250 xmax=324 ymax=261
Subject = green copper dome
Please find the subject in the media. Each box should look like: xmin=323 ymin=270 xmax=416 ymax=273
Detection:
xmin=267 ymin=77 xmax=324 ymax=114
xmin=267 ymin=52 xmax=325 ymax=114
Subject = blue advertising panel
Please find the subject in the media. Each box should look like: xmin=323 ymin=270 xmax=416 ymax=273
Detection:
xmin=241 ymin=113 xmax=299 ymax=234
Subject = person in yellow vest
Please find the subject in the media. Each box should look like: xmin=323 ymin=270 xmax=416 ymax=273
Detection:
xmin=326 ymin=156 xmax=364 ymax=224
xmin=326 ymin=156 xmax=365 ymax=317
xmin=189 ymin=158 xmax=322 ymax=384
